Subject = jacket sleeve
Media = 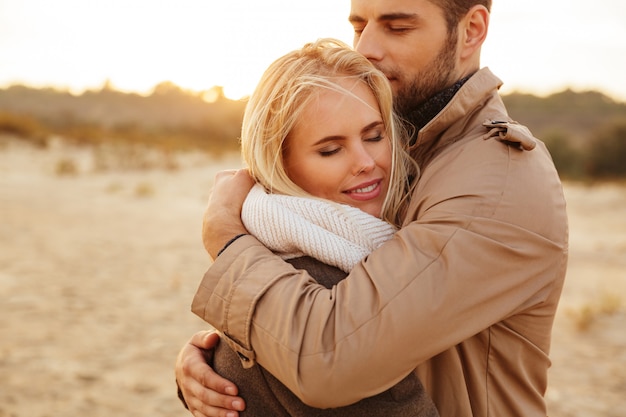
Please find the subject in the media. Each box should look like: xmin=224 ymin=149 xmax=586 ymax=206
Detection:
xmin=191 ymin=142 xmax=569 ymax=408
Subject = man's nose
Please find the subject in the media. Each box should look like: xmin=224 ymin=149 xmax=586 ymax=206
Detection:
xmin=354 ymin=26 xmax=383 ymax=61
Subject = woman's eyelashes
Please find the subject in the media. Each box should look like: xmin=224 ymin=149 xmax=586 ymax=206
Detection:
xmin=365 ymin=133 xmax=384 ymax=143
xmin=317 ymin=133 xmax=385 ymax=157
xmin=318 ymin=145 xmax=341 ymax=157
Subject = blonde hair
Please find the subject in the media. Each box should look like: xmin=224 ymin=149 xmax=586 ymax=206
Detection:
xmin=241 ymin=38 xmax=417 ymax=227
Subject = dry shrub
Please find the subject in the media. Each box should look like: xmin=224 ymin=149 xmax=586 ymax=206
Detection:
xmin=55 ymin=158 xmax=78 ymax=176
xmin=568 ymin=292 xmax=624 ymax=332
xmin=569 ymin=304 xmax=596 ymax=332
xmin=597 ymin=292 xmax=622 ymax=315
xmin=134 ymin=182 xmax=155 ymax=197
xmin=0 ymin=111 xmax=48 ymax=147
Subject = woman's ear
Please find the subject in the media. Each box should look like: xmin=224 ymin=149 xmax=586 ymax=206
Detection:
xmin=459 ymin=5 xmax=489 ymax=60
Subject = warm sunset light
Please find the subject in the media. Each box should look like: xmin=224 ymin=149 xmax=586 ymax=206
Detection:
xmin=2 ymin=2 xmax=626 ymax=417
xmin=0 ymin=0 xmax=625 ymax=101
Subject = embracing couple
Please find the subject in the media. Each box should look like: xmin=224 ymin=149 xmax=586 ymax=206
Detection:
xmin=176 ymin=1 xmax=568 ymax=416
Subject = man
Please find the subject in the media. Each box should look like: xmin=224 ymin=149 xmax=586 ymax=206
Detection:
xmin=177 ymin=1 xmax=568 ymax=416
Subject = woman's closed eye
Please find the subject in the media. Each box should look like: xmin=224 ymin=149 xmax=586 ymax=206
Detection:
xmin=318 ymin=146 xmax=341 ymax=157
xmin=365 ymin=133 xmax=384 ymax=143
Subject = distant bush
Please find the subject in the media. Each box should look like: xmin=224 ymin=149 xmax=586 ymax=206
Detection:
xmin=542 ymin=130 xmax=585 ymax=180
xmin=541 ymin=120 xmax=626 ymax=181
xmin=55 ymin=158 xmax=79 ymax=176
xmin=585 ymin=122 xmax=626 ymax=179
xmin=567 ymin=291 xmax=623 ymax=332
xmin=134 ymin=182 xmax=155 ymax=198
xmin=0 ymin=111 xmax=48 ymax=146
xmin=504 ymin=89 xmax=626 ymax=145
xmin=0 ymin=83 xmax=245 ymax=156
xmin=2 ymin=84 xmax=626 ymax=180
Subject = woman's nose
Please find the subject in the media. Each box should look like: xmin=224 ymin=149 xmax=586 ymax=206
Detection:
xmin=352 ymin=147 xmax=376 ymax=176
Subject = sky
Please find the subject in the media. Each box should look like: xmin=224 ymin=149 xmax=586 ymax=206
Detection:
xmin=1 ymin=0 xmax=625 ymax=102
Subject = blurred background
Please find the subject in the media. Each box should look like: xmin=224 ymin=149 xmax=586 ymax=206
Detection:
xmin=1 ymin=1 xmax=625 ymax=416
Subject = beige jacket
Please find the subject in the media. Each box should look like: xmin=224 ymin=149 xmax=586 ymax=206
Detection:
xmin=212 ymin=256 xmax=438 ymax=417
xmin=192 ymin=68 xmax=569 ymax=416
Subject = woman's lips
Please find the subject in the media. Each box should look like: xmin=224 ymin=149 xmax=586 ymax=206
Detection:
xmin=343 ymin=179 xmax=382 ymax=201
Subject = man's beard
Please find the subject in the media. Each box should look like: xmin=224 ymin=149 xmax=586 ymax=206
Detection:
xmin=392 ymin=31 xmax=458 ymax=118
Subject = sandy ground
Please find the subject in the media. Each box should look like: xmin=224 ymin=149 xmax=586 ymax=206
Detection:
xmin=1 ymin=137 xmax=625 ymax=417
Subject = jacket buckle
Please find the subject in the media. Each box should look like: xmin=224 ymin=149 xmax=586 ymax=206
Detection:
xmin=482 ymin=119 xmax=537 ymax=151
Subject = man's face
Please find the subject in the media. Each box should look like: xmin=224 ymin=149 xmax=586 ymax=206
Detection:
xmin=349 ymin=0 xmax=460 ymax=115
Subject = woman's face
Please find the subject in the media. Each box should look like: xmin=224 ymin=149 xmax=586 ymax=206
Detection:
xmin=284 ymin=78 xmax=392 ymax=218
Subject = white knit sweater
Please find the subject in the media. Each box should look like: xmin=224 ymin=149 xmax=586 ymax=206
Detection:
xmin=241 ymin=184 xmax=397 ymax=273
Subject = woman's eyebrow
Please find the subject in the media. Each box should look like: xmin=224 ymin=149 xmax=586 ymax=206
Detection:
xmin=311 ymin=121 xmax=384 ymax=146
xmin=312 ymin=135 xmax=345 ymax=147
xmin=361 ymin=120 xmax=384 ymax=135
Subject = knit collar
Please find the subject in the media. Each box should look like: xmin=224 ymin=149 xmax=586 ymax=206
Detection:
xmin=241 ymin=185 xmax=397 ymax=273
xmin=405 ymin=74 xmax=472 ymax=145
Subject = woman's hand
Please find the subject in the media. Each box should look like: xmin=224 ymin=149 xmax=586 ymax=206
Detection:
xmin=175 ymin=330 xmax=246 ymax=417
xmin=203 ymin=169 xmax=254 ymax=259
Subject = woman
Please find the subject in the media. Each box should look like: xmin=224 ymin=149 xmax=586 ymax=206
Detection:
xmin=186 ymin=38 xmax=437 ymax=417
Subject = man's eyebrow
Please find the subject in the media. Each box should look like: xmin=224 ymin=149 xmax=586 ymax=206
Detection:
xmin=348 ymin=14 xmax=365 ymax=24
xmin=348 ymin=12 xmax=419 ymax=24
xmin=378 ymin=13 xmax=419 ymax=23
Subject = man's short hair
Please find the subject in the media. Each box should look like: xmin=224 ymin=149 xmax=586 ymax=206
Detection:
xmin=432 ymin=0 xmax=492 ymax=33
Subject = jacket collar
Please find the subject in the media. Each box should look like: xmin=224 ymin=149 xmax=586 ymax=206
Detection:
xmin=408 ymin=67 xmax=504 ymax=166
xmin=406 ymin=75 xmax=472 ymax=142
